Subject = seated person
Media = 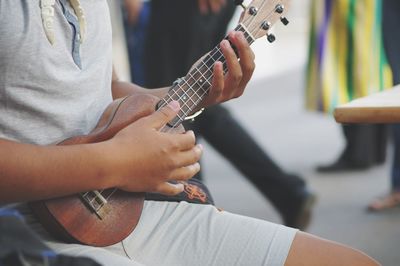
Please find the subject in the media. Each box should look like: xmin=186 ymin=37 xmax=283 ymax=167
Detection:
xmin=0 ymin=0 xmax=379 ymax=265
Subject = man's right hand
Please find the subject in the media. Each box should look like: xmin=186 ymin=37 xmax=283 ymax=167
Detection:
xmin=104 ymin=101 xmax=202 ymax=196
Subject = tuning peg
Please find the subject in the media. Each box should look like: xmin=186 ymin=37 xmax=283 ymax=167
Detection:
xmin=267 ymin=34 xmax=276 ymax=43
xmin=275 ymin=4 xmax=284 ymax=14
xmin=249 ymin=6 xmax=258 ymax=15
xmin=234 ymin=0 xmax=246 ymax=10
xmin=280 ymin=16 xmax=289 ymax=26
xmin=261 ymin=21 xmax=271 ymax=31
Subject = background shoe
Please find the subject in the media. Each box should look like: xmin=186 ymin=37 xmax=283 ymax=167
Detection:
xmin=283 ymin=188 xmax=317 ymax=231
xmin=316 ymin=159 xmax=371 ymax=173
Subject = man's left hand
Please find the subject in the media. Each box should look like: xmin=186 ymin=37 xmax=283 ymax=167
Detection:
xmin=200 ymin=31 xmax=255 ymax=107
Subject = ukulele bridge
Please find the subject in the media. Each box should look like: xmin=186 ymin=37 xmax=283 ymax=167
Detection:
xmin=80 ymin=190 xmax=109 ymax=219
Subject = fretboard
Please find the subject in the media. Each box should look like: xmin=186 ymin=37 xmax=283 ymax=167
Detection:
xmin=157 ymin=24 xmax=255 ymax=127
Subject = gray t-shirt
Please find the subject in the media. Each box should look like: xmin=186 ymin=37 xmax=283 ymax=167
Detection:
xmin=0 ymin=0 xmax=113 ymax=145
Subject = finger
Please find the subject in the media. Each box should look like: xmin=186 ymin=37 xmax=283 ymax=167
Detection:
xmin=232 ymin=31 xmax=255 ymax=61
xmin=175 ymin=130 xmax=197 ymax=151
xmin=174 ymin=145 xmax=203 ymax=168
xmin=231 ymin=32 xmax=255 ymax=89
xmin=168 ymin=163 xmax=201 ymax=181
xmin=154 ymin=182 xmax=184 ymax=196
xmin=207 ymin=61 xmax=224 ymax=104
xmin=147 ymin=101 xmax=180 ymax=130
xmin=220 ymin=38 xmax=243 ymax=97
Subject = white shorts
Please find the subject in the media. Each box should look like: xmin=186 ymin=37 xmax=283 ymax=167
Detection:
xmin=45 ymin=201 xmax=297 ymax=266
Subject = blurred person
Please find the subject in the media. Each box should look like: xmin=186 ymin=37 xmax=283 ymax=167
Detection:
xmin=123 ymin=0 xmax=149 ymax=85
xmin=306 ymin=0 xmax=393 ymax=172
xmin=0 ymin=0 xmax=382 ymax=265
xmin=124 ymin=0 xmax=316 ymax=230
xmin=368 ymin=0 xmax=400 ymax=211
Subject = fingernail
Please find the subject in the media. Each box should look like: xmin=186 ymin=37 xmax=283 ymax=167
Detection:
xmin=236 ymin=31 xmax=244 ymax=40
xmin=188 ymin=130 xmax=196 ymax=139
xmin=221 ymin=40 xmax=229 ymax=48
xmin=192 ymin=162 xmax=201 ymax=171
xmin=168 ymin=101 xmax=180 ymax=111
xmin=197 ymin=144 xmax=203 ymax=151
xmin=176 ymin=183 xmax=184 ymax=192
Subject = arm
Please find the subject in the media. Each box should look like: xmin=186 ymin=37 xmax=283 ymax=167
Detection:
xmin=0 ymin=139 xmax=113 ymax=203
xmin=0 ymin=102 xmax=202 ymax=204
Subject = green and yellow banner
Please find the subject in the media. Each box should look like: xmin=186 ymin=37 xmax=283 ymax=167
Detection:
xmin=306 ymin=0 xmax=393 ymax=113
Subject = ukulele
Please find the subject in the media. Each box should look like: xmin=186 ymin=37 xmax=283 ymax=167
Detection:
xmin=29 ymin=0 xmax=291 ymax=247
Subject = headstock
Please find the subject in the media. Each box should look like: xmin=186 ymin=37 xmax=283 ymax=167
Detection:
xmin=236 ymin=0 xmax=291 ymax=43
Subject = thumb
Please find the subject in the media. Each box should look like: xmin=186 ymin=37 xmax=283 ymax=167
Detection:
xmin=149 ymin=101 xmax=180 ymax=130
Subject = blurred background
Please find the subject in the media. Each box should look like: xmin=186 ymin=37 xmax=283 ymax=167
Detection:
xmin=110 ymin=0 xmax=400 ymax=264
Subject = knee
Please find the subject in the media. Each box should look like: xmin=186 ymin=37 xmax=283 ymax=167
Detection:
xmin=284 ymin=232 xmax=380 ymax=266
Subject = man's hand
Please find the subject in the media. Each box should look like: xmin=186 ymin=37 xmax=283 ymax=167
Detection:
xmin=198 ymin=0 xmax=226 ymax=14
xmin=104 ymin=101 xmax=202 ymax=196
xmin=199 ymin=31 xmax=255 ymax=108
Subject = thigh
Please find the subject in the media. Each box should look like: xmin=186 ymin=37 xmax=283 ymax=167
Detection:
xmin=122 ymin=201 xmax=297 ymax=266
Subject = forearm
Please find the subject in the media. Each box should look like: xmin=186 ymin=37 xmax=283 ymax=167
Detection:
xmin=0 ymin=139 xmax=116 ymax=203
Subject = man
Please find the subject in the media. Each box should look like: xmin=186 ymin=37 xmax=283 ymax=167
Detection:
xmin=0 ymin=0 xmax=379 ymax=265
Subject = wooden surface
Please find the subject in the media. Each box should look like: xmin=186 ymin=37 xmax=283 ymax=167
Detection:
xmin=334 ymin=85 xmax=400 ymax=123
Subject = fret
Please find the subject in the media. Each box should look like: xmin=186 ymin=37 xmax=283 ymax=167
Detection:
xmin=236 ymin=24 xmax=255 ymax=44
xmin=178 ymin=89 xmax=189 ymax=102
xmin=188 ymin=71 xmax=210 ymax=91
xmin=180 ymin=100 xmax=192 ymax=114
xmin=177 ymin=83 xmax=196 ymax=113
xmin=198 ymin=63 xmax=214 ymax=83
xmin=176 ymin=112 xmax=185 ymax=122
xmin=187 ymin=73 xmax=208 ymax=102
xmin=180 ymin=77 xmax=205 ymax=105
xmin=187 ymin=93 xmax=198 ymax=106
xmin=163 ymin=85 xmax=191 ymax=113
xmin=187 ymin=70 xmax=212 ymax=91
xmin=193 ymin=65 xmax=213 ymax=87
xmin=188 ymin=67 xmax=211 ymax=89
xmin=166 ymin=94 xmax=175 ymax=104
xmin=209 ymin=48 xmax=224 ymax=67
xmin=186 ymin=73 xmax=202 ymax=94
